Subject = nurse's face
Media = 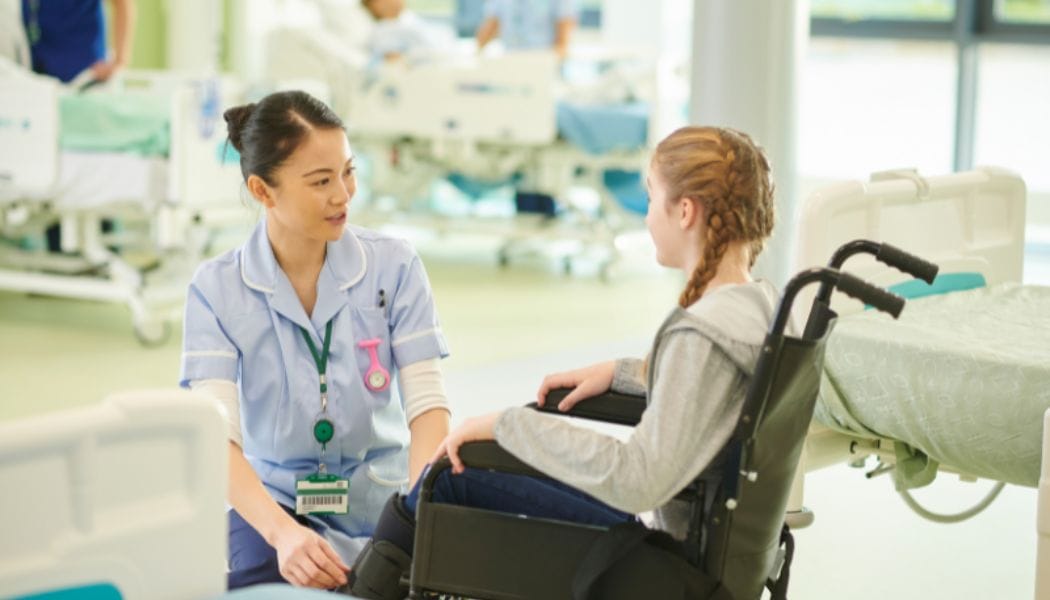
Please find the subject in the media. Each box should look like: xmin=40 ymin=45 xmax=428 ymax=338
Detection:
xmin=265 ymin=127 xmax=356 ymax=243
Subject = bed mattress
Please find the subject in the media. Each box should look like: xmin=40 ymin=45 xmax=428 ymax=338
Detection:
xmin=815 ymin=283 xmax=1050 ymax=488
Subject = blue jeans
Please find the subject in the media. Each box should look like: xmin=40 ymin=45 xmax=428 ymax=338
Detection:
xmin=403 ymin=467 xmax=634 ymax=528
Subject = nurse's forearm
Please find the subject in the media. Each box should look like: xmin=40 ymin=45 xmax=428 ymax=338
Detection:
xmin=476 ymin=17 xmax=499 ymax=50
xmin=110 ymin=0 xmax=135 ymax=66
xmin=227 ymin=442 xmax=297 ymax=545
xmin=408 ymin=408 xmax=450 ymax=486
xmin=554 ymin=19 xmax=575 ymax=59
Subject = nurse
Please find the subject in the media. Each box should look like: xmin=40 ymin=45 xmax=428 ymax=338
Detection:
xmin=476 ymin=0 xmax=578 ymax=59
xmin=179 ymin=90 xmax=451 ymax=590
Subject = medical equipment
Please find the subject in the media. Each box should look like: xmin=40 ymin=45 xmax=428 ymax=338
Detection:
xmin=791 ymin=165 xmax=1028 ymax=497
xmin=788 ymin=167 xmax=1050 ymax=593
xmin=264 ymin=23 xmax=677 ymax=277
xmin=0 ymin=390 xmax=228 ymax=599
xmin=0 ymin=65 xmax=246 ymax=344
xmin=397 ymin=260 xmax=903 ymax=600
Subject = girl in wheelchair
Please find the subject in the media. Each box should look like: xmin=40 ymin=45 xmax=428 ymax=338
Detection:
xmin=347 ymin=126 xmax=779 ymax=599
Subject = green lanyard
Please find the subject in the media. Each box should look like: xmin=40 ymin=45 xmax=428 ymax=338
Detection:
xmin=300 ymin=320 xmax=335 ymax=459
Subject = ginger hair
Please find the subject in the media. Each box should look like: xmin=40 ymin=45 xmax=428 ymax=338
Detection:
xmin=651 ymin=126 xmax=776 ymax=308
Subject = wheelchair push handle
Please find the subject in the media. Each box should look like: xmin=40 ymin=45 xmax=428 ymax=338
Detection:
xmin=836 ymin=272 xmax=905 ymax=318
xmin=875 ymin=242 xmax=939 ymax=284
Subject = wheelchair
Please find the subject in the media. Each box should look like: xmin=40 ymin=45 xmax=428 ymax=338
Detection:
xmin=399 ymin=242 xmax=936 ymax=600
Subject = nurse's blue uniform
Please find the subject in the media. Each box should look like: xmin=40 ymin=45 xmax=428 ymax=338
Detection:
xmin=180 ymin=220 xmax=449 ymax=584
xmin=483 ymin=0 xmax=578 ymax=50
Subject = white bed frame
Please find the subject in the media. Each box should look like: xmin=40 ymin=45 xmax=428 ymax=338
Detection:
xmin=265 ymin=27 xmax=663 ymax=277
xmin=0 ymin=69 xmax=244 ymax=344
xmin=0 ymin=390 xmax=228 ymax=599
xmin=790 ymin=166 xmax=1049 ymax=598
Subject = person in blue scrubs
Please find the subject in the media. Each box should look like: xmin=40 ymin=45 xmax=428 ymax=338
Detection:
xmin=476 ymin=0 xmax=578 ymax=59
xmin=21 ymin=0 xmax=135 ymax=84
xmin=21 ymin=0 xmax=136 ymax=252
xmin=476 ymin=0 xmax=578 ymax=217
xmin=180 ymin=90 xmax=452 ymax=590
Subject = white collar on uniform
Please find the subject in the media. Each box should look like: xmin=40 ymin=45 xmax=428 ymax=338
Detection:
xmin=240 ymin=218 xmax=368 ymax=295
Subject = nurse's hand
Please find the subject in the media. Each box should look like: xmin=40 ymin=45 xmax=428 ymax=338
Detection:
xmin=274 ymin=523 xmax=350 ymax=589
xmin=536 ymin=360 xmax=616 ymax=412
xmin=431 ymin=412 xmax=500 ymax=474
xmin=89 ymin=59 xmax=124 ymax=82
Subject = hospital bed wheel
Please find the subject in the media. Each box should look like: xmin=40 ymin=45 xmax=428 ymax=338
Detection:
xmin=134 ymin=319 xmax=172 ymax=348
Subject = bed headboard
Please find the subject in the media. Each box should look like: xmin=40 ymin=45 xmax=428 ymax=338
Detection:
xmin=0 ymin=66 xmax=59 ymax=201
xmin=794 ymin=167 xmax=1027 ymax=313
xmin=0 ymin=390 xmax=227 ymax=600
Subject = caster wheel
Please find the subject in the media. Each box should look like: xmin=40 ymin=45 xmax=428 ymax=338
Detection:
xmin=134 ymin=319 xmax=172 ymax=348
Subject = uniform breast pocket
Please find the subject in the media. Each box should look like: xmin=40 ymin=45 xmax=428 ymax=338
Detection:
xmin=350 ymin=306 xmax=394 ymax=404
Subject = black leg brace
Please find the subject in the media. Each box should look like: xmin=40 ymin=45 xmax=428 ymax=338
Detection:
xmin=339 ymin=494 xmax=415 ymax=599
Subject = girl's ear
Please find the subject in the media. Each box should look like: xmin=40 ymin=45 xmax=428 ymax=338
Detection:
xmin=246 ymin=175 xmax=276 ymax=209
xmin=679 ymin=197 xmax=704 ymax=230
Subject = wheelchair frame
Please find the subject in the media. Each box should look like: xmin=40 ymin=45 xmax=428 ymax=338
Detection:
xmin=406 ymin=243 xmax=917 ymax=600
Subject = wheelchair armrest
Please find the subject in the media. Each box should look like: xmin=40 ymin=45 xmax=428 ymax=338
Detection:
xmin=527 ymin=388 xmax=647 ymax=426
xmin=420 ymin=441 xmax=551 ymax=501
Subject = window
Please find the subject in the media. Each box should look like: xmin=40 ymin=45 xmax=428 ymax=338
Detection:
xmin=811 ymin=0 xmax=955 ymax=21
xmin=801 ymin=39 xmax=958 ymax=179
xmin=974 ymin=44 xmax=1050 ymax=190
xmin=994 ymin=0 xmax=1050 ymax=23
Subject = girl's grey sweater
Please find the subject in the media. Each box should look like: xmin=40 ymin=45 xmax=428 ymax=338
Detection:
xmin=493 ymin=280 xmax=779 ymax=539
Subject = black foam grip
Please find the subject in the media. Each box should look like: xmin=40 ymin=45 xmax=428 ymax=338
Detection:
xmin=876 ymin=243 xmax=940 ymax=284
xmin=836 ymin=272 xmax=906 ymax=318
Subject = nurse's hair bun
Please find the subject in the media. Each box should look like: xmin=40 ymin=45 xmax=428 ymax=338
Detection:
xmin=223 ymin=102 xmax=257 ymax=152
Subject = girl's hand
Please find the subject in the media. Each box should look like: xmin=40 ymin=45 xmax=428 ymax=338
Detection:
xmin=273 ymin=522 xmax=350 ymax=589
xmin=430 ymin=412 xmax=500 ymax=474
xmin=536 ymin=361 xmax=616 ymax=412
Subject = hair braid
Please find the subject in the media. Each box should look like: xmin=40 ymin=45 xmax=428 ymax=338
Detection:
xmin=653 ymin=126 xmax=776 ymax=308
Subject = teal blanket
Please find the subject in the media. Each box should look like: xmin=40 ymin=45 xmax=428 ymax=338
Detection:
xmin=59 ymin=91 xmax=170 ymax=156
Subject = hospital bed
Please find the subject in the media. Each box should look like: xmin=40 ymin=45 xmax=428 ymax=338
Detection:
xmin=788 ymin=167 xmax=1050 ymax=595
xmin=0 ymin=390 xmax=228 ymax=599
xmin=266 ymin=26 xmax=672 ymax=278
xmin=0 ymin=64 xmax=245 ymax=344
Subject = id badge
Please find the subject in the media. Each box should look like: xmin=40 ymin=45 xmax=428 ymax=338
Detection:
xmin=296 ymin=473 xmax=349 ymax=515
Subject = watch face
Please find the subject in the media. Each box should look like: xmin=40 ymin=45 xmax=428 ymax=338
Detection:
xmin=314 ymin=419 xmax=334 ymax=444
xmin=369 ymin=371 xmax=388 ymax=388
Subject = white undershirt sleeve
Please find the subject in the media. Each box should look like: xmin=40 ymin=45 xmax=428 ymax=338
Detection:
xmin=189 ymin=379 xmax=241 ymax=446
xmin=398 ymin=357 xmax=451 ymax=425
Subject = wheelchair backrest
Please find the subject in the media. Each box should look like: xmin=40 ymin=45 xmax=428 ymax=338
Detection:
xmin=702 ymin=326 xmax=832 ymax=599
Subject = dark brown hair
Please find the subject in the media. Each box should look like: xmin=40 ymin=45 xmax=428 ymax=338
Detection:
xmin=223 ymin=90 xmax=344 ymax=186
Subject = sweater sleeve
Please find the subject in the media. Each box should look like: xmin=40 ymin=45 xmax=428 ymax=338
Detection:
xmin=494 ymin=330 xmax=747 ymax=514
xmin=610 ymin=358 xmax=647 ymax=397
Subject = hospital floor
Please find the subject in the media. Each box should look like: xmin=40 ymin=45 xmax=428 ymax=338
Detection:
xmin=2 ymin=233 xmax=1049 ymax=600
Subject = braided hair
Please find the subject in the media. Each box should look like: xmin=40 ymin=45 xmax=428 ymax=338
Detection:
xmin=651 ymin=127 xmax=776 ymax=308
